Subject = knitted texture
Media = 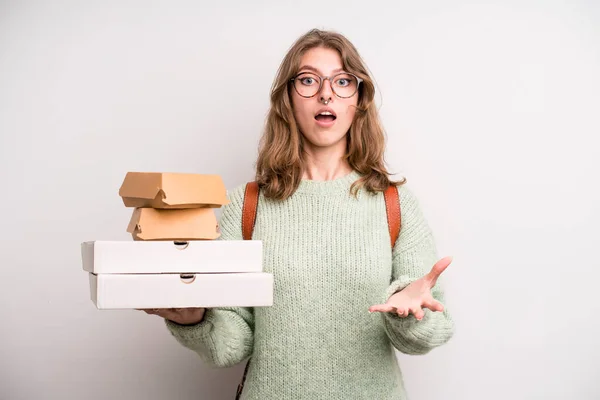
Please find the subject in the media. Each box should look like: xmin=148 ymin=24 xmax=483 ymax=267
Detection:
xmin=165 ymin=171 xmax=455 ymax=399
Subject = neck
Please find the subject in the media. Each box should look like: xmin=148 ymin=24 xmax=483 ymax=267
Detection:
xmin=302 ymin=140 xmax=352 ymax=181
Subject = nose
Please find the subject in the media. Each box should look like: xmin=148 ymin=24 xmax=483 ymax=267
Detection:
xmin=319 ymin=77 xmax=334 ymax=100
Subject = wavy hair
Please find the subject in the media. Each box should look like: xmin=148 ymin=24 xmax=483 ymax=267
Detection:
xmin=255 ymin=28 xmax=406 ymax=200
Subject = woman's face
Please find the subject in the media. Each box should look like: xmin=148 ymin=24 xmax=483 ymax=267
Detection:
xmin=290 ymin=47 xmax=358 ymax=151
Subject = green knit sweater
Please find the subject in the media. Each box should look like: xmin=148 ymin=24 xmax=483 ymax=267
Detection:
xmin=165 ymin=171 xmax=455 ymax=399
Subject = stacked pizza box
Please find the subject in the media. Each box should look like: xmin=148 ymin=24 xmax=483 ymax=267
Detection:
xmin=81 ymin=172 xmax=272 ymax=310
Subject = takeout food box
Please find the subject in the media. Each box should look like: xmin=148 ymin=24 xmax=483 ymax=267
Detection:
xmin=89 ymin=272 xmax=273 ymax=309
xmin=82 ymin=240 xmax=272 ymax=309
xmin=118 ymin=172 xmax=230 ymax=209
xmin=82 ymin=240 xmax=263 ymax=274
xmin=126 ymin=208 xmax=220 ymax=241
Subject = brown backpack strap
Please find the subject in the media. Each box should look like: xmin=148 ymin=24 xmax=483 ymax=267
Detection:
xmin=242 ymin=181 xmax=259 ymax=240
xmin=236 ymin=181 xmax=259 ymax=398
xmin=384 ymin=185 xmax=401 ymax=247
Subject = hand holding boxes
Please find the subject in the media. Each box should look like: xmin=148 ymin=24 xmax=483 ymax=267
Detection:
xmin=81 ymin=172 xmax=273 ymax=310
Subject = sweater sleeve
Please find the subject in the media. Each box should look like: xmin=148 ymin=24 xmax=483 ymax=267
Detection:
xmin=164 ymin=184 xmax=255 ymax=368
xmin=380 ymin=186 xmax=455 ymax=355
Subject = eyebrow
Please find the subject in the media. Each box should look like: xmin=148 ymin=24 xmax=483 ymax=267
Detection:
xmin=298 ymin=65 xmax=345 ymax=75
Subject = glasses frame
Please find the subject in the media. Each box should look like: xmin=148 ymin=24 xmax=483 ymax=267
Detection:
xmin=290 ymin=71 xmax=363 ymax=99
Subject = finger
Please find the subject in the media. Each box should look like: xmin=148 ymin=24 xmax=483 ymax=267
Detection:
xmin=411 ymin=307 xmax=425 ymax=321
xmin=160 ymin=309 xmax=182 ymax=321
xmin=369 ymin=304 xmax=396 ymax=313
xmin=422 ymin=299 xmax=445 ymax=312
xmin=396 ymin=307 xmax=409 ymax=318
xmin=426 ymin=256 xmax=453 ymax=286
xmin=140 ymin=308 xmax=161 ymax=315
xmin=140 ymin=308 xmax=177 ymax=319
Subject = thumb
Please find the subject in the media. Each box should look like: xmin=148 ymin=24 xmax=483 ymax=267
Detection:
xmin=426 ymin=256 xmax=452 ymax=287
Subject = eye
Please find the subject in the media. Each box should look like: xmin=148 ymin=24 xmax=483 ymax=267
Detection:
xmin=296 ymin=73 xmax=320 ymax=87
xmin=335 ymin=77 xmax=353 ymax=87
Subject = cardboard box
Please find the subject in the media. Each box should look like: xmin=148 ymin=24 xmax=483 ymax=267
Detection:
xmin=119 ymin=172 xmax=230 ymax=209
xmin=81 ymin=240 xmax=263 ymax=274
xmin=89 ymin=272 xmax=274 ymax=309
xmin=126 ymin=207 xmax=219 ymax=241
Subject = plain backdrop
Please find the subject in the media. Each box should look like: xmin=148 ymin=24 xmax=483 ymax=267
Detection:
xmin=1 ymin=1 xmax=599 ymax=399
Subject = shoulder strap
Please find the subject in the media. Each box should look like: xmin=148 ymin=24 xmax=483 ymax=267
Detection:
xmin=242 ymin=181 xmax=259 ymax=240
xmin=383 ymin=185 xmax=401 ymax=247
xmin=237 ymin=181 xmax=259 ymax=399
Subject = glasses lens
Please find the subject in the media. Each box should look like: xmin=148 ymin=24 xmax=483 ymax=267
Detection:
xmin=294 ymin=73 xmax=321 ymax=97
xmin=331 ymin=73 xmax=359 ymax=98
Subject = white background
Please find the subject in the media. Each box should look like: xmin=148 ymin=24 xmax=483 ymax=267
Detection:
xmin=1 ymin=1 xmax=599 ymax=399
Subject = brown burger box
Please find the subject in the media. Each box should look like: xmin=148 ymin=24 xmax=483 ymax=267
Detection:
xmin=126 ymin=207 xmax=220 ymax=241
xmin=118 ymin=172 xmax=230 ymax=209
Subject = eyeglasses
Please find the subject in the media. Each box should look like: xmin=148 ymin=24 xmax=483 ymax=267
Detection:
xmin=290 ymin=72 xmax=363 ymax=99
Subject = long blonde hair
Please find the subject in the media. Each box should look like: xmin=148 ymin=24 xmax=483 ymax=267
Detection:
xmin=255 ymin=28 xmax=406 ymax=200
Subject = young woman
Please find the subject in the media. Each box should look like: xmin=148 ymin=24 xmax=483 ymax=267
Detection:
xmin=145 ymin=28 xmax=455 ymax=399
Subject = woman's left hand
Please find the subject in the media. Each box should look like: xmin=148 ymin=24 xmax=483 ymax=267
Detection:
xmin=369 ymin=256 xmax=452 ymax=320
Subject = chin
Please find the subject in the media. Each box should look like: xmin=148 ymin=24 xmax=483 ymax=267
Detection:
xmin=304 ymin=131 xmax=348 ymax=149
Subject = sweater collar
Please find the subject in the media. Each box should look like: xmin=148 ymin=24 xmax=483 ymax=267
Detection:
xmin=294 ymin=170 xmax=362 ymax=195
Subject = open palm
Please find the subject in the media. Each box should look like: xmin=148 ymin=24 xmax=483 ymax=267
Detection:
xmin=369 ymin=256 xmax=452 ymax=320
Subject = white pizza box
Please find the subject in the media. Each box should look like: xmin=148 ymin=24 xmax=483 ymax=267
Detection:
xmin=89 ymin=272 xmax=273 ymax=309
xmin=81 ymin=240 xmax=263 ymax=274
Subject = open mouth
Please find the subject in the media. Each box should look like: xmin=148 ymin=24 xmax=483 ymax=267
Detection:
xmin=315 ymin=110 xmax=337 ymax=123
